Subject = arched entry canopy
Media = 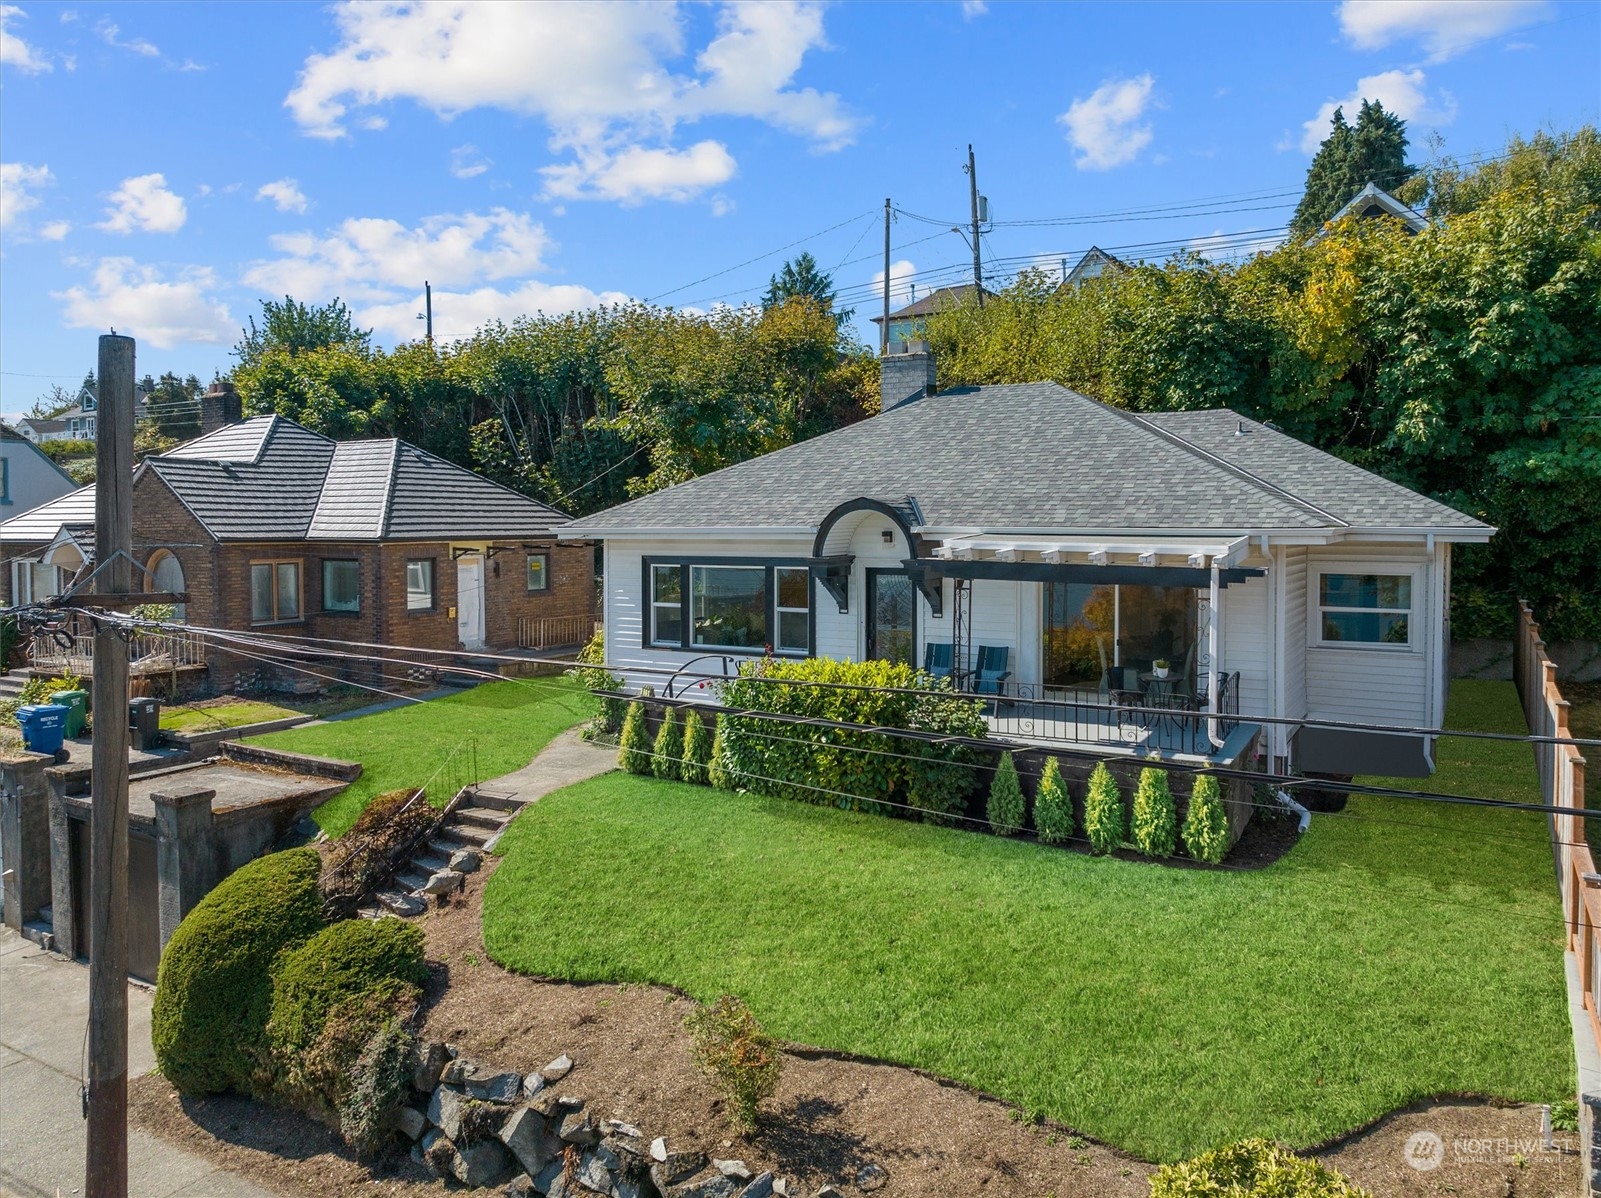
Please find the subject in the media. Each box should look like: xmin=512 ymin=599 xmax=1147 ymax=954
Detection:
xmin=808 ymin=497 xmax=935 ymax=616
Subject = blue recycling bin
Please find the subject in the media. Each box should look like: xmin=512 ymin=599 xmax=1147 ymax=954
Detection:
xmin=16 ymin=703 xmax=68 ymax=756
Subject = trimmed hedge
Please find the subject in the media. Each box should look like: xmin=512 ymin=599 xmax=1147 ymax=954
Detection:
xmin=1150 ymin=1139 xmax=1370 ymax=1197
xmin=717 ymin=657 xmax=988 ymax=822
xmin=152 ymin=847 xmax=325 ymax=1095
xmin=987 ymin=751 xmax=1026 ymax=835
xmin=1183 ymin=774 xmax=1230 ymax=864
xmin=708 ymin=715 xmax=737 ymax=790
xmin=618 ymin=700 xmax=651 ymax=774
xmin=652 ymin=706 xmax=683 ymax=780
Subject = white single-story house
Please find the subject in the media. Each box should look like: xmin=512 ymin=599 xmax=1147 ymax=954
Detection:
xmin=559 ymin=348 xmax=1493 ymax=777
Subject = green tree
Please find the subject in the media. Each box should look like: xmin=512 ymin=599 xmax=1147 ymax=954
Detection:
xmin=146 ymin=371 xmax=203 ymax=442
xmin=25 ymin=383 xmax=77 ymax=420
xmin=618 ymin=701 xmax=652 ymax=775
xmin=708 ymin=716 xmax=737 ymax=790
xmin=1033 ymin=757 xmax=1074 ymax=844
xmin=1083 ymin=762 xmax=1125 ymax=854
xmin=1291 ymin=100 xmax=1415 ymax=239
xmin=234 ymin=297 xmax=372 ymax=370
xmin=1182 ymin=774 xmax=1230 ymax=864
xmin=681 ymin=709 xmax=712 ymax=785
xmin=652 ymin=705 xmax=683 ymax=780
xmin=761 ymin=251 xmax=854 ymax=326
xmin=986 ymin=750 xmax=1026 ymax=834
xmin=1132 ymin=768 xmax=1177 ymax=858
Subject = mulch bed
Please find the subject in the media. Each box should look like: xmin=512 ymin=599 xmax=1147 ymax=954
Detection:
xmin=130 ymin=857 xmax=1581 ymax=1198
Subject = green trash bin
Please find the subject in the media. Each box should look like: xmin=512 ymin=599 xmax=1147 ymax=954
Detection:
xmin=48 ymin=689 xmax=88 ymax=739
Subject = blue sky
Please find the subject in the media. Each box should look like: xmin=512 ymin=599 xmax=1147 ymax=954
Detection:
xmin=1 ymin=0 xmax=1596 ymax=416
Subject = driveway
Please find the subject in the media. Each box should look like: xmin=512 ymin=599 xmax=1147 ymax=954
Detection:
xmin=0 ymin=928 xmax=276 ymax=1198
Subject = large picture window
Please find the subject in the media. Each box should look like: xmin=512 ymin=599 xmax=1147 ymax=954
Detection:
xmin=251 ymin=560 xmax=301 ymax=623
xmin=650 ymin=564 xmax=682 ymax=647
xmin=1318 ymin=572 xmax=1412 ymax=646
xmin=322 ymin=559 xmax=360 ymax=613
xmin=406 ymin=559 xmax=435 ymax=611
xmin=774 ymin=567 xmax=810 ymax=655
xmin=692 ymin=566 xmax=767 ymax=649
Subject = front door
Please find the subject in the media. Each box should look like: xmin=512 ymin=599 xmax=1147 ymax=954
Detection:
xmin=456 ymin=555 xmax=486 ymax=650
xmin=866 ymin=569 xmax=915 ymax=666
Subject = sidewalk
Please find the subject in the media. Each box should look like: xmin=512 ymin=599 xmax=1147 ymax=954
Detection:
xmin=474 ymin=725 xmax=616 ymax=806
xmin=0 ymin=928 xmax=277 ymax=1198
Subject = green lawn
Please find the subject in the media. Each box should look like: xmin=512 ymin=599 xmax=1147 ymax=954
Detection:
xmin=250 ymin=676 xmax=593 ymax=836
xmin=483 ymin=680 xmax=1571 ymax=1162
xmin=159 ymin=698 xmax=306 ymax=733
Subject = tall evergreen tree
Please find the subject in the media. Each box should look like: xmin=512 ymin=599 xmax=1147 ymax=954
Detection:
xmin=761 ymin=251 xmax=854 ymax=326
xmin=1291 ymin=100 xmax=1414 ymax=238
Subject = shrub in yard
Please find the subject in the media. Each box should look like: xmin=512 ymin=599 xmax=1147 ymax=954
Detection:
xmin=568 ymin=628 xmax=625 ymax=738
xmin=1084 ymin=762 xmax=1125 ymax=854
xmin=1132 ymin=767 xmax=1177 ymax=857
xmin=1032 ymin=757 xmax=1075 ymax=844
xmin=716 ymin=656 xmax=988 ymax=821
xmin=321 ymin=789 xmax=434 ymax=914
xmin=987 ymin=751 xmax=1026 ymax=834
xmin=708 ymin=716 xmax=737 ymax=790
xmin=1182 ymin=774 xmax=1230 ymax=864
xmin=684 ymin=994 xmax=783 ymax=1132
xmin=652 ymin=706 xmax=684 ymax=780
xmin=335 ymin=1011 xmax=417 ymax=1157
xmin=152 ymin=847 xmax=325 ymax=1095
xmin=618 ymin=700 xmax=652 ymax=774
xmin=681 ymin=709 xmax=712 ymax=785
xmin=1149 ymin=1138 xmax=1370 ymax=1197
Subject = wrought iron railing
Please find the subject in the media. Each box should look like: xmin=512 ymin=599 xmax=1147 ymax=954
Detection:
xmin=982 ymin=672 xmax=1240 ymax=757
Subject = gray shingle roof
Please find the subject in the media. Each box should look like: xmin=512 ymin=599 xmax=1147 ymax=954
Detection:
xmin=0 ymin=486 xmax=97 ymax=543
xmin=563 ymin=382 xmax=1487 ymax=538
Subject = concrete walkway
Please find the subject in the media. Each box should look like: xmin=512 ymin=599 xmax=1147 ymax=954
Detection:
xmin=474 ymin=726 xmax=616 ymax=809
xmin=0 ymin=928 xmax=277 ymax=1198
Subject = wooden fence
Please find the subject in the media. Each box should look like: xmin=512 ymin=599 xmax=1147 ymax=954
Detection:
xmin=517 ymin=615 xmax=599 ymax=651
xmin=1514 ymin=601 xmax=1595 ymax=1047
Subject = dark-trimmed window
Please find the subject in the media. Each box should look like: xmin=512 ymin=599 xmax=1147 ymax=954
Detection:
xmin=251 ymin=560 xmax=301 ymax=624
xmin=526 ymin=552 xmax=550 ymax=592
xmin=692 ymin=565 xmax=766 ymax=649
xmin=1318 ymin=572 xmax=1412 ymax=646
xmin=645 ymin=560 xmax=811 ymax=656
xmin=774 ymin=567 xmax=810 ymax=655
xmin=649 ymin=564 xmax=682 ymax=647
xmin=406 ymin=559 xmax=436 ymax=611
xmin=322 ymin=559 xmax=360 ymax=613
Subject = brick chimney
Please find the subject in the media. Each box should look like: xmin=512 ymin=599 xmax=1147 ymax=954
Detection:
xmin=879 ymin=340 xmax=937 ymax=411
xmin=199 ymin=382 xmax=242 ymax=434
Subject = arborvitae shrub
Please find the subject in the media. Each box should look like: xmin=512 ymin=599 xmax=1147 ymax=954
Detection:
xmin=1132 ymin=767 xmax=1178 ymax=857
xmin=618 ymin=700 xmax=652 ymax=774
xmin=987 ymin=751 xmax=1026 ymax=834
xmin=681 ymin=709 xmax=712 ymax=785
xmin=708 ymin=716 xmax=737 ymax=790
xmin=1033 ymin=757 xmax=1075 ymax=844
xmin=152 ymin=847 xmax=325 ymax=1095
xmin=1183 ymin=773 xmax=1230 ymax=864
xmin=1084 ymin=762 xmax=1125 ymax=854
xmin=652 ymin=706 xmax=683 ymax=779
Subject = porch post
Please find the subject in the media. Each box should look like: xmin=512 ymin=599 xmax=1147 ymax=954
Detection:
xmin=1207 ymin=559 xmax=1223 ymax=749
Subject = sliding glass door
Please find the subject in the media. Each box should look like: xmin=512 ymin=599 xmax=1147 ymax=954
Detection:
xmin=1043 ymin=583 xmax=1197 ymax=692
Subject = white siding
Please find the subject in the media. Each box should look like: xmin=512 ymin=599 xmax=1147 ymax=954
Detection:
xmin=1280 ymin=547 xmax=1308 ymax=720
xmin=1221 ymin=574 xmax=1271 ymax=721
xmin=966 ymin=579 xmax=1028 ymax=684
xmin=1303 ymin=545 xmax=1434 ymax=728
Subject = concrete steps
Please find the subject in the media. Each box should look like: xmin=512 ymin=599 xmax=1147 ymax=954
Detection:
xmin=370 ymin=788 xmax=526 ymax=917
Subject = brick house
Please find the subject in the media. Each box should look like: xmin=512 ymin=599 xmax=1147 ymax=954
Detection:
xmin=0 ymin=402 xmax=594 ymax=689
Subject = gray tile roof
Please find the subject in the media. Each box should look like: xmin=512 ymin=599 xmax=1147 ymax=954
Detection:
xmin=308 ymin=440 xmax=396 ymax=539
xmin=563 ymin=382 xmax=1487 ymax=538
xmin=147 ymin=419 xmax=335 ymax=540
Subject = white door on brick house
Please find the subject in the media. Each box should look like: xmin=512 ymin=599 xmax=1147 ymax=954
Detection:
xmin=457 ymin=555 xmax=486 ymax=650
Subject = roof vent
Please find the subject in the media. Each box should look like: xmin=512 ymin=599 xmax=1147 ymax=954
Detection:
xmin=1235 ymin=419 xmax=1247 ymax=436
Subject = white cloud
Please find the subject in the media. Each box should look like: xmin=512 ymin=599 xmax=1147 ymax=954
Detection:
xmin=449 ymin=144 xmax=491 ymax=179
xmin=284 ymin=1 xmax=854 ymax=204
xmin=1338 ymin=0 xmax=1549 ymax=61
xmin=541 ymin=140 xmax=737 ymax=204
xmin=39 ymin=219 xmax=69 ymax=240
xmin=256 ymin=178 xmax=308 ymax=214
xmin=359 ymin=279 xmax=631 ymax=343
xmin=1059 ymin=74 xmax=1156 ymax=171
xmin=1 ymin=4 xmax=50 ymax=72
xmin=55 ymin=258 xmax=234 ymax=349
xmin=868 ymin=258 xmax=917 ymax=307
xmin=97 ymin=173 xmax=187 ymax=234
xmin=961 ymin=0 xmax=988 ymax=17
xmin=1299 ymin=69 xmax=1456 ymax=154
xmin=1 ymin=161 xmax=51 ymax=230
xmin=94 ymin=17 xmax=158 ymax=57
xmin=243 ymin=208 xmax=553 ymax=300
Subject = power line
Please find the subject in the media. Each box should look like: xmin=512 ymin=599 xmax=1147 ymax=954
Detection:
xmin=643 ymin=208 xmax=877 ymax=304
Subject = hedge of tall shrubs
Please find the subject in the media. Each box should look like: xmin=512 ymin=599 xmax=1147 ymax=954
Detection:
xmin=716 ymin=656 xmax=989 ymax=822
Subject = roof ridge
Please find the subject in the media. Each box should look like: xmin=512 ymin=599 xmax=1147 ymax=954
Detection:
xmin=377 ymin=440 xmax=400 ymax=539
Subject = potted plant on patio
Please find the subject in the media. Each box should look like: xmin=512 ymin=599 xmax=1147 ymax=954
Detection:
xmin=1152 ymin=658 xmax=1171 ymax=680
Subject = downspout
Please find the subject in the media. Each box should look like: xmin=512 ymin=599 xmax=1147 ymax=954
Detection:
xmin=1207 ymin=557 xmax=1223 ymax=749
xmin=1277 ymin=788 xmax=1312 ymax=834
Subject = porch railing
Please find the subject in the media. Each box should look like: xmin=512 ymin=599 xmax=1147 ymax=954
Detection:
xmin=28 ymin=627 xmax=207 ymax=674
xmin=517 ymin=614 xmax=599 ymax=651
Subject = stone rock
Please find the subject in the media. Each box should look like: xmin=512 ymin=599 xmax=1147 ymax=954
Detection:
xmin=855 ymin=1163 xmax=887 ymax=1192
xmin=739 ymin=1174 xmax=775 ymax=1198
xmin=522 ymin=1071 xmax=547 ymax=1100
xmin=814 ymin=1187 xmax=845 ymax=1198
xmin=466 ymin=1066 xmax=524 ymax=1102
xmin=576 ymin=1149 xmax=614 ymax=1193
xmin=604 ymin=1118 xmax=643 ymax=1140
xmin=650 ymin=1136 xmax=669 ymax=1162
xmin=440 ymin=1057 xmax=472 ymax=1086
xmin=420 ymin=1129 xmax=455 ymax=1179
xmin=388 ymin=1103 xmax=427 ymax=1140
xmin=615 ymin=1178 xmax=647 ymax=1198
xmin=541 ymin=1053 xmax=574 ymax=1081
xmin=453 ymin=1137 xmax=512 ymax=1188
xmin=714 ymin=1159 xmax=752 ymax=1181
xmin=529 ymin=1088 xmax=563 ymax=1117
xmin=450 ymin=846 xmax=483 ymax=873
xmin=504 ymin=1173 xmax=536 ymax=1198
xmin=498 ymin=1106 xmax=551 ymax=1176
xmin=421 ymin=868 xmax=464 ymax=896
xmin=772 ymin=1179 xmax=790 ymax=1197
xmin=412 ymin=1040 xmax=448 ymax=1092
xmin=377 ymin=889 xmax=426 ymax=917
xmin=559 ymin=1110 xmax=600 ymax=1145
xmin=676 ymin=1177 xmax=739 ymax=1198
xmin=556 ymin=1094 xmax=585 ymax=1111
xmin=605 ymin=1133 xmax=647 ymax=1159
xmin=650 ymin=1150 xmax=707 ymax=1186
xmin=532 ymin=1159 xmax=564 ymax=1194
xmin=592 ymin=1142 xmax=623 ymax=1172
xmin=427 ymin=1084 xmax=469 ymax=1140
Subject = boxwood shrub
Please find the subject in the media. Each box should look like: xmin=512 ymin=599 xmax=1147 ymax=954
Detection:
xmin=716 ymin=656 xmax=988 ymax=821
xmin=152 ymin=847 xmax=325 ymax=1095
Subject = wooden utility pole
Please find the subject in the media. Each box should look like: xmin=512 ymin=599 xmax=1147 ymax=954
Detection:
xmin=967 ymin=145 xmax=984 ymax=307
xmin=424 ymin=281 xmax=433 ymax=348
xmin=86 ymin=332 xmax=134 ymax=1198
xmin=881 ymin=198 xmax=891 ymax=356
